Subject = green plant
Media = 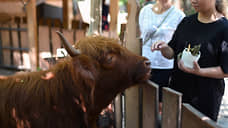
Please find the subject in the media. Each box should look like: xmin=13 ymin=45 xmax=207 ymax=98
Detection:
xmin=189 ymin=44 xmax=201 ymax=56
xmin=184 ymin=44 xmax=201 ymax=56
xmin=119 ymin=0 xmax=146 ymax=7
xmin=178 ymin=44 xmax=201 ymax=60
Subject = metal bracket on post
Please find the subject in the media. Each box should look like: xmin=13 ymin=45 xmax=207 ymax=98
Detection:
xmin=21 ymin=0 xmax=31 ymax=12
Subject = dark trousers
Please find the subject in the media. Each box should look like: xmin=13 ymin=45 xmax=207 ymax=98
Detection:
xmin=186 ymin=89 xmax=223 ymax=121
xmin=150 ymin=69 xmax=172 ymax=102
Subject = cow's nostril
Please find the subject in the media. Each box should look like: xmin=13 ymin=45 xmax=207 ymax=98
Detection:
xmin=144 ymin=60 xmax=151 ymax=67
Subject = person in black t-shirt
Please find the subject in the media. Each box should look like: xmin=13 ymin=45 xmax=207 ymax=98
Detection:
xmin=151 ymin=0 xmax=228 ymax=121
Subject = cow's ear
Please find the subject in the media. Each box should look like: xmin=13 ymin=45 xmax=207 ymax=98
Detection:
xmin=71 ymin=55 xmax=97 ymax=107
xmin=102 ymin=53 xmax=117 ymax=69
xmin=72 ymin=55 xmax=96 ymax=81
xmin=72 ymin=55 xmax=97 ymax=88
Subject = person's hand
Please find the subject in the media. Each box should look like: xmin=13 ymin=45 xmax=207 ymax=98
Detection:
xmin=178 ymin=60 xmax=201 ymax=75
xmin=151 ymin=41 xmax=168 ymax=52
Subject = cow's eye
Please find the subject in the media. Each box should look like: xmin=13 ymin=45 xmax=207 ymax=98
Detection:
xmin=103 ymin=54 xmax=116 ymax=68
xmin=106 ymin=55 xmax=113 ymax=64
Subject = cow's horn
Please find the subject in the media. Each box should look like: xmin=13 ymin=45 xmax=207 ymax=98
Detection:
xmin=56 ymin=31 xmax=80 ymax=57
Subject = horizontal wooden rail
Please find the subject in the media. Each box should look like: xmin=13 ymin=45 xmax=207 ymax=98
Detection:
xmin=181 ymin=103 xmax=221 ymax=128
xmin=2 ymin=46 xmax=29 ymax=52
xmin=0 ymin=27 xmax=27 ymax=31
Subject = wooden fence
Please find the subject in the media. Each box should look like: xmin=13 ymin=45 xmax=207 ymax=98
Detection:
xmin=0 ymin=17 xmax=88 ymax=71
xmin=115 ymin=81 xmax=222 ymax=128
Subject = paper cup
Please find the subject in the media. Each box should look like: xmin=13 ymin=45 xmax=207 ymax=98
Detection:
xmin=181 ymin=48 xmax=201 ymax=68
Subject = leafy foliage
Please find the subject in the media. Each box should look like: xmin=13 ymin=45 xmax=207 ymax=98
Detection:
xmin=189 ymin=44 xmax=201 ymax=56
xmin=178 ymin=44 xmax=201 ymax=60
xmin=119 ymin=0 xmax=146 ymax=6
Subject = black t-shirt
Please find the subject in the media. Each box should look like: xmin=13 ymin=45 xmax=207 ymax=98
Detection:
xmin=168 ymin=13 xmax=228 ymax=102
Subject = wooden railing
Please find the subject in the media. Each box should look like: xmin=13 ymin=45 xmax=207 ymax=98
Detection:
xmin=115 ymin=80 xmax=222 ymax=128
xmin=162 ymin=87 xmax=182 ymax=128
xmin=0 ymin=17 xmax=88 ymax=71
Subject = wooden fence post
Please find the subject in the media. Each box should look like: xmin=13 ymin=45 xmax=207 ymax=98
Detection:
xmin=63 ymin=0 xmax=73 ymax=29
xmin=162 ymin=87 xmax=182 ymax=128
xmin=114 ymin=94 xmax=122 ymax=128
xmin=109 ymin=0 xmax=119 ymax=38
xmin=26 ymin=0 xmax=38 ymax=71
xmin=125 ymin=0 xmax=141 ymax=128
xmin=142 ymin=81 xmax=159 ymax=128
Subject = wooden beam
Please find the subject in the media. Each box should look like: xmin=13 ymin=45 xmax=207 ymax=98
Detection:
xmin=125 ymin=0 xmax=141 ymax=55
xmin=125 ymin=1 xmax=141 ymax=128
xmin=63 ymin=0 xmax=73 ymax=29
xmin=109 ymin=0 xmax=119 ymax=38
xmin=26 ymin=0 xmax=38 ymax=71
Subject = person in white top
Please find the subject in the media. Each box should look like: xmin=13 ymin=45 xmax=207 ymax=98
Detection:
xmin=139 ymin=0 xmax=185 ymax=111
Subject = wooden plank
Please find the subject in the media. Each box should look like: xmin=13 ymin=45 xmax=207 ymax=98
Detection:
xmin=125 ymin=86 xmax=140 ymax=128
xmin=114 ymin=94 xmax=122 ymax=128
xmin=26 ymin=0 xmax=38 ymax=71
xmin=125 ymin=0 xmax=141 ymax=55
xmin=125 ymin=1 xmax=141 ymax=128
xmin=142 ymin=80 xmax=159 ymax=128
xmin=0 ymin=30 xmax=3 ymax=65
xmin=181 ymin=104 xmax=222 ymax=128
xmin=8 ymin=25 xmax=14 ymax=65
xmin=162 ymin=87 xmax=182 ymax=128
xmin=16 ymin=21 xmax=24 ymax=66
xmin=119 ymin=24 xmax=126 ymax=46
xmin=109 ymin=0 xmax=119 ymax=38
xmin=63 ymin=0 xmax=73 ymax=29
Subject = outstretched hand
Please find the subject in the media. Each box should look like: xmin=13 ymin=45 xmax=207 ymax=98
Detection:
xmin=151 ymin=41 xmax=168 ymax=52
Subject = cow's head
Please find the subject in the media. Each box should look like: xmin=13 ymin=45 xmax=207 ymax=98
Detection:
xmin=56 ymin=31 xmax=151 ymax=113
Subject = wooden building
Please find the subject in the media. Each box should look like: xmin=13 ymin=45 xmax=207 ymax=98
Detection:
xmin=0 ymin=0 xmax=88 ymax=71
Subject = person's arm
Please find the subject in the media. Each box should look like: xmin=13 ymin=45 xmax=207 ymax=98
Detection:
xmin=151 ymin=41 xmax=174 ymax=59
xmin=178 ymin=60 xmax=228 ymax=79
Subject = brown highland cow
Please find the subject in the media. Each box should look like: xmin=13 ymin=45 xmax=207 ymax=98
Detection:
xmin=0 ymin=32 xmax=151 ymax=128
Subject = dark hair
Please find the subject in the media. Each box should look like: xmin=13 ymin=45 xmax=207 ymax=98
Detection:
xmin=216 ymin=0 xmax=227 ymax=17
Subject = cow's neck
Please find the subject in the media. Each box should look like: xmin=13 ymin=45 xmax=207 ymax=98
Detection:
xmin=91 ymin=80 xmax=133 ymax=116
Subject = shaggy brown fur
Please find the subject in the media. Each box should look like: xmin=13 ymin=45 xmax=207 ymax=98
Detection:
xmin=0 ymin=36 xmax=151 ymax=128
